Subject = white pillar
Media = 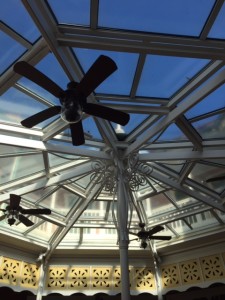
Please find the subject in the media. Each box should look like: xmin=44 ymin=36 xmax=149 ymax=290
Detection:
xmin=117 ymin=164 xmax=131 ymax=300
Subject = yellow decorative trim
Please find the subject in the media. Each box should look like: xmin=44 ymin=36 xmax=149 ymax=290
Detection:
xmin=112 ymin=266 xmax=122 ymax=290
xmin=161 ymin=264 xmax=180 ymax=288
xmin=91 ymin=266 xmax=112 ymax=289
xmin=179 ymin=259 xmax=202 ymax=285
xmin=1 ymin=251 xmax=225 ymax=293
xmin=132 ymin=267 xmax=156 ymax=291
xmin=0 ymin=257 xmax=21 ymax=286
xmin=20 ymin=262 xmax=40 ymax=288
xmin=200 ymin=254 xmax=225 ymax=281
xmin=46 ymin=266 xmax=68 ymax=289
xmin=68 ymin=266 xmax=90 ymax=289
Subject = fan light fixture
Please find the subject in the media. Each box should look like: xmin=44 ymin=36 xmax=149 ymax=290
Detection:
xmin=0 ymin=194 xmax=51 ymax=227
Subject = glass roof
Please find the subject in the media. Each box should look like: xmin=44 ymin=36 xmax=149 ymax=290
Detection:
xmin=0 ymin=0 xmax=225 ymax=258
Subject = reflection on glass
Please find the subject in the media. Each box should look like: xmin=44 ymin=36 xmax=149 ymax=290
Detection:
xmin=27 ymin=188 xmax=80 ymax=216
xmin=0 ymin=87 xmax=51 ymax=125
xmin=192 ymin=112 xmax=225 ymax=139
xmin=0 ymin=31 xmax=26 ymax=74
xmin=157 ymin=123 xmax=187 ymax=142
xmin=0 ymin=154 xmax=44 ymax=185
xmin=27 ymin=220 xmax=58 ymax=242
xmin=142 ymin=194 xmax=176 ymax=217
xmin=185 ymin=84 xmax=225 ymax=119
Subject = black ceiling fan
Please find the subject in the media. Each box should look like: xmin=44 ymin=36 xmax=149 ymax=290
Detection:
xmin=13 ymin=55 xmax=130 ymax=146
xmin=0 ymin=194 xmax=51 ymax=227
xmin=129 ymin=222 xmax=171 ymax=249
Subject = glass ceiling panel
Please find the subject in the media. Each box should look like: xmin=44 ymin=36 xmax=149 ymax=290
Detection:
xmin=26 ymin=220 xmax=59 ymax=242
xmin=0 ymin=153 xmax=44 ymax=185
xmin=208 ymin=2 xmax=225 ymax=39
xmin=79 ymin=200 xmax=108 ymax=220
xmin=0 ymin=87 xmax=52 ymax=125
xmin=192 ymin=112 xmax=225 ymax=140
xmin=38 ymin=188 xmax=80 ymax=216
xmin=165 ymin=190 xmax=197 ymax=206
xmin=1 ymin=1 xmax=40 ymax=42
xmin=112 ymin=114 xmax=149 ymax=136
xmin=73 ymin=48 xmax=138 ymax=95
xmin=185 ymin=84 xmax=225 ymax=119
xmin=18 ymin=53 xmax=69 ymax=105
xmin=48 ymin=152 xmax=87 ymax=168
xmin=142 ymin=194 xmax=176 ymax=218
xmin=184 ymin=211 xmax=221 ymax=231
xmin=0 ymin=144 xmax=36 ymax=155
xmin=157 ymin=123 xmax=187 ymax=142
xmin=0 ymin=30 xmax=26 ymax=74
xmin=98 ymin=0 xmax=215 ymax=36
xmin=47 ymin=0 xmax=90 ymax=26
xmin=82 ymin=117 xmax=102 ymax=140
xmin=137 ymin=55 xmax=210 ymax=98
xmin=191 ymin=162 xmax=225 ymax=194
xmin=158 ymin=161 xmax=185 ymax=173
xmin=72 ymin=173 xmax=92 ymax=189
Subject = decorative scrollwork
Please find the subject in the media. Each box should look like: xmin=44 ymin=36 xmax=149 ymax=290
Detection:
xmin=91 ymin=160 xmax=117 ymax=192
xmin=124 ymin=153 xmax=153 ymax=191
xmin=91 ymin=153 xmax=153 ymax=192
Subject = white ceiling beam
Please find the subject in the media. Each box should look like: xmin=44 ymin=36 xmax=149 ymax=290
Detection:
xmin=57 ymin=26 xmax=225 ymax=59
xmin=0 ymin=134 xmax=111 ymax=159
xmin=139 ymin=148 xmax=225 ymax=161
xmin=149 ymin=169 xmax=225 ymax=212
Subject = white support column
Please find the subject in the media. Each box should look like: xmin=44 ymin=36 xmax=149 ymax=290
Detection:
xmin=36 ymin=255 xmax=48 ymax=300
xmin=150 ymin=242 xmax=163 ymax=300
xmin=117 ymin=160 xmax=131 ymax=300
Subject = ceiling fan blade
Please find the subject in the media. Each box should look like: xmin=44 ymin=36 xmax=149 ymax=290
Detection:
xmin=13 ymin=61 xmax=64 ymax=98
xmin=83 ymin=103 xmax=130 ymax=126
xmin=77 ymin=55 xmax=117 ymax=97
xmin=70 ymin=121 xmax=85 ymax=146
xmin=21 ymin=106 xmax=61 ymax=128
xmin=147 ymin=225 xmax=164 ymax=236
xmin=21 ymin=208 xmax=51 ymax=215
xmin=206 ymin=175 xmax=225 ymax=183
xmin=0 ymin=214 xmax=6 ymax=221
xmin=150 ymin=235 xmax=172 ymax=241
xmin=18 ymin=214 xmax=34 ymax=227
xmin=9 ymin=194 xmax=21 ymax=210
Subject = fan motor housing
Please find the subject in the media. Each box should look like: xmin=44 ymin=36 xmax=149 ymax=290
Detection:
xmin=59 ymin=85 xmax=85 ymax=123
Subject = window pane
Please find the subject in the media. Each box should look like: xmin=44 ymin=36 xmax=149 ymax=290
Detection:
xmin=99 ymin=0 xmax=215 ymax=36
xmin=0 ymin=31 xmax=26 ymax=74
xmin=47 ymin=0 xmax=90 ymax=25
xmin=208 ymin=2 xmax=225 ymax=39
xmin=74 ymin=48 xmax=138 ymax=95
xmin=1 ymin=0 xmax=40 ymax=42
xmin=137 ymin=55 xmax=209 ymax=98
